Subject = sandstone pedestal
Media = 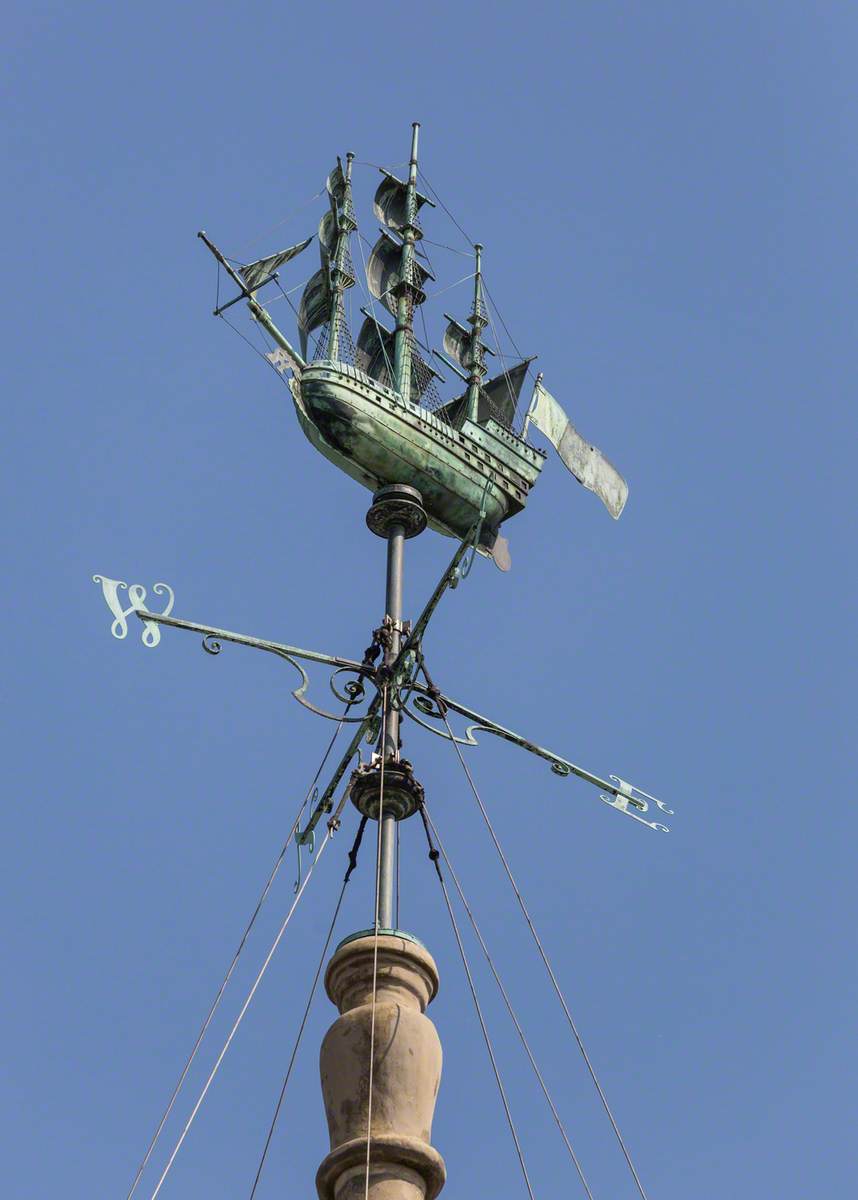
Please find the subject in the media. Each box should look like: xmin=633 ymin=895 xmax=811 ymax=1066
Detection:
xmin=317 ymin=932 xmax=446 ymax=1200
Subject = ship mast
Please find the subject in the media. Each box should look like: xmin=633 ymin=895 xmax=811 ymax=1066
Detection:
xmin=464 ymin=243 xmax=488 ymax=422
xmin=393 ymin=123 xmax=421 ymax=400
xmin=327 ymin=152 xmax=356 ymax=362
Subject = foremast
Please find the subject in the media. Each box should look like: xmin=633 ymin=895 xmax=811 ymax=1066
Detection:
xmin=393 ymin=123 xmax=422 ymax=401
xmin=327 ymin=152 xmax=357 ymax=362
xmin=465 ymin=244 xmax=488 ymax=422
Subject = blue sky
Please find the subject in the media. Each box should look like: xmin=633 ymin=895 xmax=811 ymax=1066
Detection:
xmin=3 ymin=3 xmax=856 ymax=1197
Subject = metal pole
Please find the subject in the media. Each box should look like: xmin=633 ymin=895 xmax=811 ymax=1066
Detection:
xmin=393 ymin=122 xmax=420 ymax=402
xmin=378 ymin=521 xmax=405 ymax=929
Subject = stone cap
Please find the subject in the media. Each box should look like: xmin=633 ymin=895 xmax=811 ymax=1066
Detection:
xmin=325 ymin=933 xmax=440 ymax=1014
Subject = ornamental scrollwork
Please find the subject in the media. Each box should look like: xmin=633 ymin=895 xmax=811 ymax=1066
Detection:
xmin=92 ymin=575 xmax=174 ymax=647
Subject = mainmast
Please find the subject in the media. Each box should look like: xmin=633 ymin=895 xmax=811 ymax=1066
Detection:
xmin=327 ymin=152 xmax=356 ymax=362
xmin=393 ymin=123 xmax=421 ymax=400
xmin=464 ymin=243 xmax=488 ymax=423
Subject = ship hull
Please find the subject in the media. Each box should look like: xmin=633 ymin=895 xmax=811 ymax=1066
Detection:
xmin=291 ymin=361 xmax=544 ymax=547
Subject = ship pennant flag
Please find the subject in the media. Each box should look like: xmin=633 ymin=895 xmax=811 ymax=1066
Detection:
xmin=240 ymin=236 xmax=313 ymax=293
xmin=527 ymin=381 xmax=629 ymax=519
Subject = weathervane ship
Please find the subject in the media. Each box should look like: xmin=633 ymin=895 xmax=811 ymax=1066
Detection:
xmin=95 ymin=123 xmax=671 ymax=1200
xmin=199 ymin=121 xmax=627 ymax=571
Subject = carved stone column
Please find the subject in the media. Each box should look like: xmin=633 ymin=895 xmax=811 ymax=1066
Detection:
xmin=317 ymin=932 xmax=446 ymax=1200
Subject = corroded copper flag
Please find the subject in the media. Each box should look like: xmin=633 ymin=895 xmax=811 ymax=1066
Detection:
xmin=528 ymin=381 xmax=628 ymax=519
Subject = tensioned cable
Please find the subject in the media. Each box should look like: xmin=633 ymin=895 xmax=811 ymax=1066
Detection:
xmin=482 ymin=294 xmax=520 ymax=428
xmin=235 ymin=187 xmax=325 ymax=260
xmin=481 ymin=276 xmax=542 ymax=416
xmin=424 ymin=271 xmax=476 ymax=303
xmin=417 ymin=801 xmax=536 ymax=1200
xmin=248 ymin=815 xmax=369 ymax=1199
xmin=219 ymin=311 xmax=275 ymax=368
xmin=423 ymin=804 xmax=595 ymax=1200
xmin=435 ymin=703 xmax=650 ymax=1200
xmin=148 ymin=826 xmax=334 ymax=1199
xmin=412 ymin=168 xmax=542 ymax=410
xmin=421 ymin=236 xmax=475 ymax=258
xmin=126 ymin=712 xmax=353 ymax=1200
xmin=417 ymin=168 xmax=474 ymax=249
xmin=363 ymin=690 xmax=389 ymax=1200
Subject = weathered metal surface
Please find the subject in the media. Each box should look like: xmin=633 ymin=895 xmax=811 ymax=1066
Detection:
xmin=298 ymin=267 xmax=331 ymax=358
xmin=373 ymin=170 xmax=432 ymax=232
xmin=366 ymin=230 xmax=431 ymax=317
xmin=295 ymin=362 xmax=542 ymax=549
xmin=92 ymin=575 xmax=174 ymax=647
xmin=354 ymin=315 xmax=435 ymax=403
xmin=527 ymin=380 xmax=628 ymax=519
xmin=401 ymin=678 xmax=672 ymax=832
xmin=239 ymin=237 xmax=312 ymax=293
xmin=440 ymin=358 xmax=533 ymax=430
xmin=366 ymin=483 xmax=427 ymax=539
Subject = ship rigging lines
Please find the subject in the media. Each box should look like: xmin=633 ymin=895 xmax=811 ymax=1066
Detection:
xmin=124 ymin=710 xmax=355 ymax=1200
xmin=430 ymin=680 xmax=651 ymax=1200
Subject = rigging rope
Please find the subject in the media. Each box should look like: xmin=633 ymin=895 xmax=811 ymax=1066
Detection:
xmin=420 ymin=236 xmax=476 ymax=258
xmin=416 ymin=168 xmax=474 ymax=249
xmin=416 ymin=799 xmax=536 ymax=1200
xmin=148 ymin=827 xmax=334 ymax=1200
xmin=364 ymin=690 xmax=389 ymax=1200
xmin=435 ymin=700 xmax=651 ymax=1200
xmin=482 ymin=297 xmax=523 ymax=432
xmin=234 ymin=187 xmax=325 ymax=261
xmin=248 ymin=815 xmax=369 ymax=1199
xmin=422 ymin=804 xmax=596 ymax=1200
xmin=125 ymin=714 xmax=353 ymax=1200
xmin=423 ymin=271 xmax=476 ymax=303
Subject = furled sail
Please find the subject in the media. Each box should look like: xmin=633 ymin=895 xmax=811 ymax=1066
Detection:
xmin=527 ymin=381 xmax=628 ymax=519
xmin=443 ymin=317 xmax=474 ymax=369
xmin=240 ymin=236 xmax=312 ymax=293
xmin=327 ymin=161 xmax=347 ymax=215
xmin=366 ymin=231 xmax=433 ymax=316
xmin=373 ymin=171 xmax=432 ymax=233
xmin=442 ymin=315 xmax=493 ymax=373
xmin=354 ymin=314 xmax=439 ymax=402
xmin=318 ymin=210 xmax=337 ymax=264
xmin=297 ymin=268 xmax=331 ymax=358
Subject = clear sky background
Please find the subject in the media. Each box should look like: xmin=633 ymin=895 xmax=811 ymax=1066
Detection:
xmin=3 ymin=3 xmax=855 ymax=1197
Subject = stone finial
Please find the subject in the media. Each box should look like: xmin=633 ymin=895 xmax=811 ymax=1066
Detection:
xmin=317 ymin=933 xmax=446 ymax=1200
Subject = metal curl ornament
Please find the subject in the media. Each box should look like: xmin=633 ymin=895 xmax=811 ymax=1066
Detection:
xmin=202 ymin=635 xmax=222 ymax=656
xmin=400 ymin=677 xmax=672 ymax=833
xmin=329 ymin=666 xmax=368 ymax=708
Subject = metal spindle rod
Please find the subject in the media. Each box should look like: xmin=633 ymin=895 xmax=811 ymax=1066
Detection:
xmin=365 ymin=484 xmax=426 ymax=932
xmin=378 ymin=521 xmax=405 ymax=929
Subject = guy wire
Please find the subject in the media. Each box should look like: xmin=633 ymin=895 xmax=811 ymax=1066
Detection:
xmin=416 ymin=799 xmax=536 ymax=1200
xmin=422 ymin=803 xmax=595 ymax=1200
xmin=248 ymin=815 xmax=370 ymax=1199
xmin=364 ymin=688 xmax=389 ymax=1200
xmin=126 ymin=709 xmax=354 ymax=1200
xmin=435 ymin=700 xmax=651 ymax=1200
xmin=148 ymin=827 xmax=334 ymax=1199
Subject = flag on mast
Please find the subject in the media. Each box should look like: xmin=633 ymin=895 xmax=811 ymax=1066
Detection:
xmin=527 ymin=380 xmax=628 ymax=519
